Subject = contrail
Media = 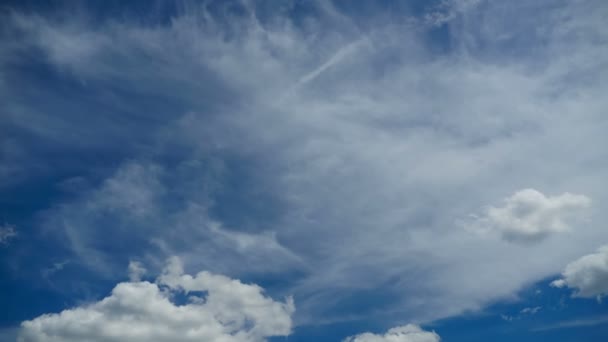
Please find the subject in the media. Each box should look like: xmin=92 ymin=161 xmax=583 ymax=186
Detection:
xmin=295 ymin=38 xmax=367 ymax=88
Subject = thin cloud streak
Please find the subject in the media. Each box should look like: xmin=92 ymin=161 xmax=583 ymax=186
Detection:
xmin=533 ymin=315 xmax=608 ymax=332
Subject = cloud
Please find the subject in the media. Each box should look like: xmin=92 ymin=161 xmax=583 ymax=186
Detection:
xmin=466 ymin=189 xmax=591 ymax=243
xmin=19 ymin=257 xmax=295 ymax=342
xmin=0 ymin=223 xmax=17 ymax=245
xmin=127 ymin=261 xmax=146 ymax=282
xmin=2 ymin=0 xmax=608 ymax=328
xmin=551 ymin=245 xmax=608 ymax=299
xmin=42 ymin=160 xmax=303 ymax=277
xmin=343 ymin=324 xmax=440 ymax=342
xmin=294 ymin=38 xmax=369 ymax=88
xmin=91 ymin=162 xmax=164 ymax=218
xmin=533 ymin=315 xmax=608 ymax=331
xmin=501 ymin=306 xmax=542 ymax=322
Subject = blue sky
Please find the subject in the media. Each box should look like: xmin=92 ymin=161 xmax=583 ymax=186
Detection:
xmin=1 ymin=0 xmax=607 ymax=341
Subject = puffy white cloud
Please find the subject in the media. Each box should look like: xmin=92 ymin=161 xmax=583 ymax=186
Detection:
xmin=551 ymin=245 xmax=608 ymax=299
xmin=19 ymin=258 xmax=295 ymax=342
xmin=344 ymin=325 xmax=440 ymax=342
xmin=466 ymin=189 xmax=591 ymax=243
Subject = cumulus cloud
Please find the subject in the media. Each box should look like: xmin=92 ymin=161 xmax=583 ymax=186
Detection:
xmin=551 ymin=245 xmax=608 ymax=299
xmin=0 ymin=224 xmax=17 ymax=245
xmin=343 ymin=325 xmax=440 ymax=342
xmin=466 ymin=189 xmax=591 ymax=243
xmin=19 ymin=257 xmax=295 ymax=342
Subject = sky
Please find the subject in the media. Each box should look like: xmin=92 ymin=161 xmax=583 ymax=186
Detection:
xmin=1 ymin=0 xmax=608 ymax=341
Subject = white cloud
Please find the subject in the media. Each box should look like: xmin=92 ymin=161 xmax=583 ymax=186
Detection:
xmin=551 ymin=245 xmax=608 ymax=299
xmin=0 ymin=223 xmax=17 ymax=245
xmin=343 ymin=325 xmax=440 ymax=342
xmin=19 ymin=257 xmax=295 ymax=342
xmin=466 ymin=189 xmax=591 ymax=243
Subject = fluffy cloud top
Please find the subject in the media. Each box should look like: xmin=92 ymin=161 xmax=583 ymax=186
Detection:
xmin=467 ymin=189 xmax=591 ymax=243
xmin=19 ymin=258 xmax=295 ymax=342
xmin=551 ymin=245 xmax=608 ymax=299
xmin=344 ymin=325 xmax=440 ymax=342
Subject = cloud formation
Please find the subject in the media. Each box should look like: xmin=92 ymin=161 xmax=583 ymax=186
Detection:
xmin=19 ymin=257 xmax=295 ymax=342
xmin=551 ymin=245 xmax=608 ymax=299
xmin=2 ymin=0 xmax=608 ymax=328
xmin=344 ymin=325 xmax=440 ymax=342
xmin=467 ymin=189 xmax=591 ymax=243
